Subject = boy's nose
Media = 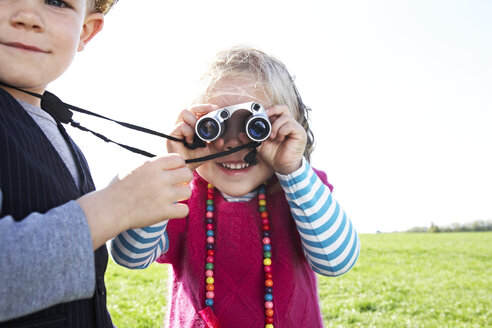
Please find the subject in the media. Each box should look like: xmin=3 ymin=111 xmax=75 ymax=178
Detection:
xmin=11 ymin=4 xmax=44 ymax=32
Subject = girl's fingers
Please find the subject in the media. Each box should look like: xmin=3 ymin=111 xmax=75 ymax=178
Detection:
xmin=269 ymin=113 xmax=295 ymax=139
xmin=266 ymin=104 xmax=291 ymax=118
xmin=175 ymin=109 xmax=194 ymax=124
xmin=176 ymin=104 xmax=219 ymax=125
xmin=172 ymin=122 xmax=195 ymax=144
xmin=275 ymin=122 xmax=306 ymax=143
xmin=188 ymin=104 xmax=220 ymax=117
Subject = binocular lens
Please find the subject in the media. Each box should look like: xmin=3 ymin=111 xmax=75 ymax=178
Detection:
xmin=247 ymin=118 xmax=270 ymax=141
xmin=197 ymin=118 xmax=220 ymax=140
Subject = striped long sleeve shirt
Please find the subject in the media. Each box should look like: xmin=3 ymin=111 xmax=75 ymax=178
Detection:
xmin=111 ymin=158 xmax=360 ymax=276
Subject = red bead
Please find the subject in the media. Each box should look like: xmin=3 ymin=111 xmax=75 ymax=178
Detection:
xmin=265 ymin=309 xmax=274 ymax=317
xmin=206 ymin=224 xmax=214 ymax=230
xmin=266 ymin=317 xmax=274 ymax=324
xmin=207 ymin=250 xmax=214 ymax=257
xmin=262 ymin=224 xmax=270 ymax=231
xmin=261 ymin=211 xmax=269 ymax=219
xmin=262 ymin=218 xmax=269 ymax=225
xmin=206 ymin=256 xmax=214 ymax=263
xmin=207 ymin=193 xmax=214 ymax=199
xmin=265 ymin=272 xmax=273 ymax=280
xmin=264 ymin=265 xmax=272 ymax=273
xmin=258 ymin=193 xmax=266 ymax=200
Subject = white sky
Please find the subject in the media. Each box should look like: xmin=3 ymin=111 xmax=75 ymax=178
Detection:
xmin=52 ymin=0 xmax=492 ymax=233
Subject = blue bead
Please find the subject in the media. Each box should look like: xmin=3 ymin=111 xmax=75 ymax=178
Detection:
xmin=258 ymin=185 xmax=266 ymax=193
xmin=206 ymin=230 xmax=214 ymax=237
xmin=205 ymin=299 xmax=214 ymax=307
xmin=207 ymin=205 xmax=214 ymax=212
xmin=263 ymin=244 xmax=271 ymax=252
xmin=265 ymin=293 xmax=273 ymax=301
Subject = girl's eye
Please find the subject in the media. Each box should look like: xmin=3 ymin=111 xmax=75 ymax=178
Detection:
xmin=45 ymin=0 xmax=70 ymax=8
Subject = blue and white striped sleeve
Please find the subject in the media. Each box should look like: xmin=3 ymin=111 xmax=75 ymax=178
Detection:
xmin=276 ymin=158 xmax=360 ymax=276
xmin=110 ymin=220 xmax=169 ymax=269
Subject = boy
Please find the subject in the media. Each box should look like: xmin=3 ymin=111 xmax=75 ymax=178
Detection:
xmin=0 ymin=0 xmax=192 ymax=325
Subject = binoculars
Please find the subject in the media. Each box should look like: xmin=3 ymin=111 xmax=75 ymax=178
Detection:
xmin=195 ymin=102 xmax=271 ymax=142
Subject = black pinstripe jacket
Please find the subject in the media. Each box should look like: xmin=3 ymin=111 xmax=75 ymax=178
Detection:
xmin=0 ymin=88 xmax=113 ymax=328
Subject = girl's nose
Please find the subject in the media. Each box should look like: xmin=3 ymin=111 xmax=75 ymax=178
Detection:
xmin=221 ymin=111 xmax=250 ymax=150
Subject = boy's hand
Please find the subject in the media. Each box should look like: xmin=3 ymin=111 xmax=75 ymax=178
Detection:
xmin=166 ymin=104 xmax=219 ymax=171
xmin=77 ymin=154 xmax=193 ymax=249
xmin=259 ymin=104 xmax=307 ymax=175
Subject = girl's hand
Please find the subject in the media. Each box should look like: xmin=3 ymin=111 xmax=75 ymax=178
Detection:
xmin=259 ymin=104 xmax=307 ymax=175
xmin=166 ymin=104 xmax=219 ymax=171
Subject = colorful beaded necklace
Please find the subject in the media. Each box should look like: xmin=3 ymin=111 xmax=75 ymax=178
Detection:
xmin=200 ymin=183 xmax=274 ymax=328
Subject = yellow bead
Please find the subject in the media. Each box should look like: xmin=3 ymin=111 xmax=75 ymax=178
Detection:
xmin=207 ymin=184 xmax=214 ymax=189
xmin=259 ymin=199 xmax=266 ymax=206
xmin=206 ymin=277 xmax=214 ymax=284
xmin=265 ymin=324 xmax=274 ymax=328
xmin=263 ymin=258 xmax=272 ymax=266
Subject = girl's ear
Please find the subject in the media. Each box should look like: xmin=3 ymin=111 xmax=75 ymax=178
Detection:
xmin=78 ymin=13 xmax=104 ymax=52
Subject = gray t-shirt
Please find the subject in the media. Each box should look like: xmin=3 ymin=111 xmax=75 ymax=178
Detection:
xmin=19 ymin=99 xmax=79 ymax=186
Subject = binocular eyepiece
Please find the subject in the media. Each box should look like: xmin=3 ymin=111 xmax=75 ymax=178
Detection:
xmin=195 ymin=102 xmax=271 ymax=143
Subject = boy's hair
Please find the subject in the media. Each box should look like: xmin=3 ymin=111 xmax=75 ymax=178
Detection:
xmin=197 ymin=45 xmax=315 ymax=162
xmin=88 ymin=0 xmax=118 ymax=14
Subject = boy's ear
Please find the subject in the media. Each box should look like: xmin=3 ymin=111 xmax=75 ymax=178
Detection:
xmin=78 ymin=13 xmax=104 ymax=52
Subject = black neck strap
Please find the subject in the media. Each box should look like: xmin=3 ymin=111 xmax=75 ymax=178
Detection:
xmin=0 ymin=82 xmax=260 ymax=164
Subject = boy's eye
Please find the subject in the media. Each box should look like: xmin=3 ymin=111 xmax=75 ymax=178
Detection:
xmin=45 ymin=0 xmax=70 ymax=8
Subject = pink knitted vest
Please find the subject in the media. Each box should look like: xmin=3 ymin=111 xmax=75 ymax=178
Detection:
xmin=157 ymin=170 xmax=331 ymax=328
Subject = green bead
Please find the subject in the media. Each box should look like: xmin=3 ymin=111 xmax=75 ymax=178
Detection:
xmin=207 ymin=199 xmax=214 ymax=206
xmin=264 ymin=251 xmax=272 ymax=258
xmin=205 ymin=263 xmax=214 ymax=270
xmin=259 ymin=206 xmax=267 ymax=212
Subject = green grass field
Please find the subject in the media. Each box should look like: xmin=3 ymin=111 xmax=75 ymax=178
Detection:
xmin=105 ymin=232 xmax=492 ymax=327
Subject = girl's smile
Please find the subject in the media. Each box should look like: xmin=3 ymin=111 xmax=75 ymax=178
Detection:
xmin=216 ymin=160 xmax=252 ymax=173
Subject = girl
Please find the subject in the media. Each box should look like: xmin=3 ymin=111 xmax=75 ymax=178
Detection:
xmin=111 ymin=45 xmax=360 ymax=328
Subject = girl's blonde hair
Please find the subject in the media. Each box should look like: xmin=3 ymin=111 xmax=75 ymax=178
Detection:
xmin=196 ymin=45 xmax=315 ymax=162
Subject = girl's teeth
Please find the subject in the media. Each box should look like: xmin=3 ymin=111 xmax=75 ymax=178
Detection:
xmin=222 ymin=163 xmax=250 ymax=170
